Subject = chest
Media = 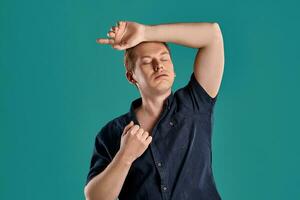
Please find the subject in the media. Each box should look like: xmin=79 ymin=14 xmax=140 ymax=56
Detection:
xmin=136 ymin=114 xmax=157 ymax=135
xmin=129 ymin=112 xmax=214 ymax=180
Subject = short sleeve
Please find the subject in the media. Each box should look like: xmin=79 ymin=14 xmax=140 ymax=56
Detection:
xmin=177 ymin=72 xmax=218 ymax=113
xmin=85 ymin=123 xmax=115 ymax=186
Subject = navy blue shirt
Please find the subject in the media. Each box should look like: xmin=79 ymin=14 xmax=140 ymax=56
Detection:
xmin=86 ymin=72 xmax=222 ymax=200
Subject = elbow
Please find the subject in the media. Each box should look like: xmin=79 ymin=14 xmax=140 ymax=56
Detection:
xmin=211 ymin=23 xmax=223 ymax=41
xmin=84 ymin=185 xmax=92 ymax=200
xmin=84 ymin=185 xmax=108 ymax=200
xmin=84 ymin=185 xmax=89 ymax=200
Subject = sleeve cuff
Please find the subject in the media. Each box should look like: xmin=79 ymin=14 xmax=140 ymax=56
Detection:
xmin=190 ymin=72 xmax=218 ymax=105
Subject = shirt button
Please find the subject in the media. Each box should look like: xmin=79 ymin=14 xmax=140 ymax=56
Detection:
xmin=162 ymin=185 xmax=167 ymax=191
xmin=169 ymin=121 xmax=174 ymax=126
xmin=157 ymin=162 xmax=162 ymax=167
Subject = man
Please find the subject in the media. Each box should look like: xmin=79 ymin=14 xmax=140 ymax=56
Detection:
xmin=84 ymin=20 xmax=224 ymax=200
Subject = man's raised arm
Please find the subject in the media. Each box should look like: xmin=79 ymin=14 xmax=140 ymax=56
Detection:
xmin=97 ymin=21 xmax=224 ymax=98
xmin=144 ymin=22 xmax=224 ymax=98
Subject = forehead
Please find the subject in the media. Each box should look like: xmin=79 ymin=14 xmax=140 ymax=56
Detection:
xmin=133 ymin=42 xmax=169 ymax=59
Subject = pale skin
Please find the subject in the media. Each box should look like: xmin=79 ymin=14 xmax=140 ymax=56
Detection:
xmin=84 ymin=21 xmax=224 ymax=200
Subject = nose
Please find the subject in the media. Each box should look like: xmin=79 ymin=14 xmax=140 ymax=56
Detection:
xmin=153 ymin=60 xmax=164 ymax=71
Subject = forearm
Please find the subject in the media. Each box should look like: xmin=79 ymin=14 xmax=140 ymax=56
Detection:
xmin=144 ymin=22 xmax=220 ymax=48
xmin=84 ymin=151 xmax=132 ymax=200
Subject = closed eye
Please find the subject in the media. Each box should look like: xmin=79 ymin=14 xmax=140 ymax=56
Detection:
xmin=142 ymin=57 xmax=170 ymax=65
xmin=142 ymin=61 xmax=151 ymax=65
xmin=161 ymin=55 xmax=170 ymax=61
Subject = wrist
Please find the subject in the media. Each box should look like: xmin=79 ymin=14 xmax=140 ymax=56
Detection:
xmin=143 ymin=24 xmax=153 ymax=42
xmin=115 ymin=150 xmax=134 ymax=166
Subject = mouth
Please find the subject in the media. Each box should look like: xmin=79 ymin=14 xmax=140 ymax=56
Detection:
xmin=155 ymin=74 xmax=169 ymax=79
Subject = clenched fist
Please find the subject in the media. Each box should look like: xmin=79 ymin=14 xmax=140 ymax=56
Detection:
xmin=118 ymin=121 xmax=152 ymax=165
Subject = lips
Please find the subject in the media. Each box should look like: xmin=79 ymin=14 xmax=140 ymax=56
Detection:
xmin=155 ymin=73 xmax=168 ymax=79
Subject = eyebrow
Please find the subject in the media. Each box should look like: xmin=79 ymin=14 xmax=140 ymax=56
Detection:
xmin=140 ymin=51 xmax=170 ymax=59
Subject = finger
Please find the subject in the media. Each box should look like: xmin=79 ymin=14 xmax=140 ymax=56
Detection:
xmin=113 ymin=40 xmax=128 ymax=48
xmin=96 ymin=38 xmax=114 ymax=44
xmin=111 ymin=27 xmax=119 ymax=36
xmin=123 ymin=121 xmax=134 ymax=132
xmin=122 ymin=121 xmax=134 ymax=135
xmin=116 ymin=21 xmax=124 ymax=27
xmin=113 ymin=45 xmax=125 ymax=51
xmin=145 ymin=135 xmax=153 ymax=144
xmin=118 ymin=22 xmax=126 ymax=40
xmin=141 ymin=131 xmax=149 ymax=141
xmin=114 ymin=21 xmax=127 ymax=44
xmin=136 ymin=128 xmax=144 ymax=138
xmin=113 ymin=42 xmax=128 ymax=51
xmin=128 ymin=125 xmax=140 ymax=135
xmin=118 ymin=21 xmax=125 ymax=27
xmin=107 ymin=31 xmax=116 ymax=38
xmin=111 ymin=26 xmax=117 ymax=32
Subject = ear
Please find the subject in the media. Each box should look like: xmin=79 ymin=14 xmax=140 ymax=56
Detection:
xmin=126 ymin=71 xmax=137 ymax=85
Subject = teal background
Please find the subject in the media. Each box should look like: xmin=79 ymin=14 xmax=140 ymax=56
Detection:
xmin=1 ymin=0 xmax=299 ymax=199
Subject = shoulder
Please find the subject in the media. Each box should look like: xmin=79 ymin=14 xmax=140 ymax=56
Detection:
xmin=174 ymin=72 xmax=218 ymax=113
xmin=96 ymin=112 xmax=130 ymax=138
xmin=93 ymin=113 xmax=129 ymax=158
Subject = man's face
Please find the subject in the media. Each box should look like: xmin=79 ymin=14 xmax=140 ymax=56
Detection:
xmin=128 ymin=42 xmax=175 ymax=96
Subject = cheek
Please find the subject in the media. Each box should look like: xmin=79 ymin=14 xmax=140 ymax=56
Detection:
xmin=140 ymin=67 xmax=153 ymax=77
xmin=134 ymin=69 xmax=150 ymax=84
xmin=167 ymin=64 xmax=175 ymax=73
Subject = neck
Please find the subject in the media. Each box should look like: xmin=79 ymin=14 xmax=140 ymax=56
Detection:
xmin=138 ymin=89 xmax=172 ymax=118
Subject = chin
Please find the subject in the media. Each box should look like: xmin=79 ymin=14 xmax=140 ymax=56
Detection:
xmin=153 ymin=81 xmax=173 ymax=93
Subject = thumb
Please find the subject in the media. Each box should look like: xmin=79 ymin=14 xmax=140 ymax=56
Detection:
xmin=113 ymin=41 xmax=128 ymax=51
xmin=122 ymin=121 xmax=134 ymax=136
